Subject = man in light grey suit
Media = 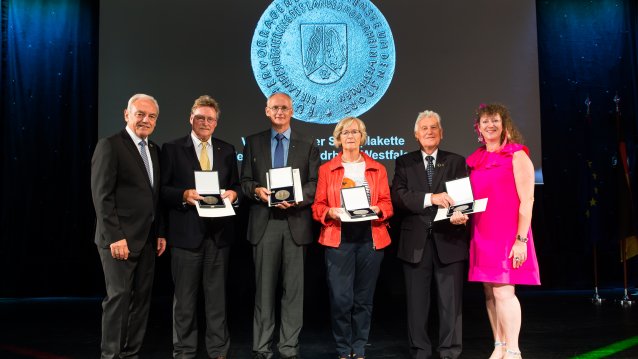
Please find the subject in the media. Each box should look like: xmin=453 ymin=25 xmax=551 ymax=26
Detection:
xmin=240 ymin=92 xmax=320 ymax=359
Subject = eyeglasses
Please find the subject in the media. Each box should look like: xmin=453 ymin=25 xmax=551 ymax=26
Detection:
xmin=341 ymin=130 xmax=361 ymax=137
xmin=268 ymin=106 xmax=292 ymax=113
xmin=193 ymin=114 xmax=217 ymax=124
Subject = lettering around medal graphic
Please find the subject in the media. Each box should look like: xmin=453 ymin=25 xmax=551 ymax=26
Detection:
xmin=250 ymin=0 xmax=396 ymax=124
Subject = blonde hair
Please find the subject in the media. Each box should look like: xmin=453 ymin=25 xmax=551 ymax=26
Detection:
xmin=333 ymin=117 xmax=368 ymax=148
xmin=191 ymin=95 xmax=220 ymax=117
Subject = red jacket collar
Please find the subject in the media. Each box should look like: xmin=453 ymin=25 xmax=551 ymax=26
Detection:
xmin=327 ymin=151 xmax=382 ymax=172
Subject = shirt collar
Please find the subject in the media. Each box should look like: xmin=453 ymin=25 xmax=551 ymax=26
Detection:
xmin=421 ymin=148 xmax=439 ymax=162
xmin=271 ymin=127 xmax=291 ymax=140
xmin=191 ymin=131 xmax=211 ymax=147
xmin=125 ymin=126 xmax=146 ymax=145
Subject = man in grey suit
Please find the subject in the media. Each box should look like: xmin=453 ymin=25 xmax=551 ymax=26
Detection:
xmin=240 ymin=92 xmax=320 ymax=359
xmin=391 ymin=111 xmax=469 ymax=359
xmin=91 ymin=93 xmax=167 ymax=359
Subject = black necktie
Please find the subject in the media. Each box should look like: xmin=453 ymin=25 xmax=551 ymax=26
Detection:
xmin=426 ymin=155 xmax=434 ymax=186
xmin=274 ymin=133 xmax=285 ymax=168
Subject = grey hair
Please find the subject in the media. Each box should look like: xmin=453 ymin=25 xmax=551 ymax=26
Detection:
xmin=414 ymin=110 xmax=442 ymax=132
xmin=266 ymin=92 xmax=292 ymax=106
xmin=127 ymin=93 xmax=159 ymax=114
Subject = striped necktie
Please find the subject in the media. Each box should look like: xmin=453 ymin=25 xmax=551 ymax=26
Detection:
xmin=139 ymin=140 xmax=153 ymax=186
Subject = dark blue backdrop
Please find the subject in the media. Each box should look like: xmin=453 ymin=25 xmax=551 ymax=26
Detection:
xmin=1 ymin=0 xmax=637 ymax=296
xmin=536 ymin=0 xmax=638 ymax=288
xmin=0 ymin=0 xmax=99 ymax=296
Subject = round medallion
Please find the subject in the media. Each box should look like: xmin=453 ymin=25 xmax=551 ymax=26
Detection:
xmin=251 ymin=0 xmax=396 ymax=124
xmin=274 ymin=189 xmax=292 ymax=201
xmin=202 ymin=196 xmax=219 ymax=205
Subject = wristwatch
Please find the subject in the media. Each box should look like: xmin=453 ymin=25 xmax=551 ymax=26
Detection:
xmin=516 ymin=234 xmax=529 ymax=243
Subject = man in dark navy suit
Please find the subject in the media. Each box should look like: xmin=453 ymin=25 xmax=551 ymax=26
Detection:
xmin=392 ymin=110 xmax=469 ymax=359
xmin=160 ymin=95 xmax=240 ymax=359
xmin=91 ymin=93 xmax=167 ymax=359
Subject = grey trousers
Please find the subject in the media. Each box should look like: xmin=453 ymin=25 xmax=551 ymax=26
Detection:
xmin=252 ymin=218 xmax=306 ymax=358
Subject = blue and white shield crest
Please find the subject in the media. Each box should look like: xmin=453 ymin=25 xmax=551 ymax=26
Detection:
xmin=300 ymin=24 xmax=348 ymax=84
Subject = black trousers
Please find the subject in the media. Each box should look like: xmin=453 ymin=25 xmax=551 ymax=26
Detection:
xmin=171 ymin=239 xmax=230 ymax=359
xmin=403 ymin=237 xmax=464 ymax=359
xmin=98 ymin=241 xmax=155 ymax=359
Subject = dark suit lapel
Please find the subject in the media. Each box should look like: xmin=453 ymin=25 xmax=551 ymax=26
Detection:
xmin=411 ymin=150 xmax=428 ymax=190
xmin=182 ymin=135 xmax=200 ymax=171
xmin=431 ymin=150 xmax=448 ymax=191
xmin=260 ymin=130 xmax=272 ymax=169
xmin=211 ymin=138 xmax=222 ymax=172
xmin=119 ymin=130 xmax=154 ymax=189
xmin=288 ymin=130 xmax=300 ymax=169
xmin=149 ymin=141 xmax=160 ymax=190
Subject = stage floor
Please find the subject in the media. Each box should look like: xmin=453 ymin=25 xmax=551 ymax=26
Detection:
xmin=1 ymin=287 xmax=637 ymax=358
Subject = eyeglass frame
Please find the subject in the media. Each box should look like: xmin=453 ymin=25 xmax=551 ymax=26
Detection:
xmin=192 ymin=114 xmax=218 ymax=124
xmin=341 ymin=130 xmax=362 ymax=137
xmin=267 ymin=106 xmax=292 ymax=113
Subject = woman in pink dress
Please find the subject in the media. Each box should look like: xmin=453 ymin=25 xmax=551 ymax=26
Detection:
xmin=467 ymin=104 xmax=540 ymax=359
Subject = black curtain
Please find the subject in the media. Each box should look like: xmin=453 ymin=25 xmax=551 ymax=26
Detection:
xmin=537 ymin=0 xmax=638 ymax=288
xmin=0 ymin=0 xmax=99 ymax=296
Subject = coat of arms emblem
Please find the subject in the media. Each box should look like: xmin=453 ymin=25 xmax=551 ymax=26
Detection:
xmin=300 ymin=24 xmax=347 ymax=85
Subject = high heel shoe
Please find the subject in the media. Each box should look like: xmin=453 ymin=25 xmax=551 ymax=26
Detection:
xmin=505 ymin=349 xmax=522 ymax=359
xmin=489 ymin=342 xmax=507 ymax=359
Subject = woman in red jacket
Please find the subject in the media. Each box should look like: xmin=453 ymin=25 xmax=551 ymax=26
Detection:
xmin=312 ymin=116 xmax=393 ymax=359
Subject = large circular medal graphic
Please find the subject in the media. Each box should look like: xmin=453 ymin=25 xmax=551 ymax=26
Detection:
xmin=251 ymin=0 xmax=396 ymax=124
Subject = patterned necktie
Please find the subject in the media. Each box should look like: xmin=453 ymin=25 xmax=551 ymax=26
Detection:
xmin=139 ymin=140 xmax=153 ymax=186
xmin=200 ymin=141 xmax=210 ymax=170
xmin=274 ymin=133 xmax=285 ymax=168
xmin=426 ymin=155 xmax=434 ymax=187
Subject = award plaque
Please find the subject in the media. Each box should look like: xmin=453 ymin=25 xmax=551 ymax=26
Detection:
xmin=446 ymin=202 xmax=475 ymax=217
xmin=341 ymin=186 xmax=376 ymax=219
xmin=194 ymin=171 xmax=225 ymax=208
xmin=268 ymin=167 xmax=296 ymax=205
xmin=444 ymin=176 xmax=475 ymax=217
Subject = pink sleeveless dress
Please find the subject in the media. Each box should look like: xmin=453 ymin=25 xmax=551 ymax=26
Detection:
xmin=467 ymin=143 xmax=540 ymax=285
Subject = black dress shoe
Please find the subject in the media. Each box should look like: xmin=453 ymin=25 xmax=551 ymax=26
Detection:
xmin=252 ymin=353 xmax=267 ymax=359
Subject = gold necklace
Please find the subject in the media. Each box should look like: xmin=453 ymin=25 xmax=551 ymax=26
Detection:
xmin=342 ymin=153 xmax=362 ymax=163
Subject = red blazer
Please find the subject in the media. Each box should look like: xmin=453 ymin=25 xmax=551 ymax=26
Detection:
xmin=312 ymin=151 xmax=393 ymax=249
